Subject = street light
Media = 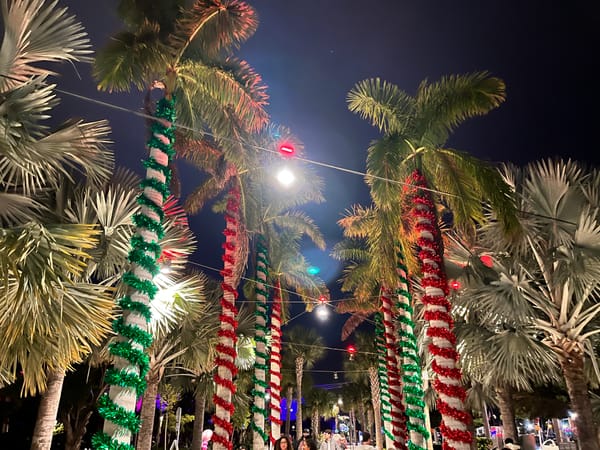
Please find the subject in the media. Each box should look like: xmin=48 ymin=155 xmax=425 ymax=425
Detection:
xmin=276 ymin=167 xmax=295 ymax=186
xmin=315 ymin=304 xmax=329 ymax=321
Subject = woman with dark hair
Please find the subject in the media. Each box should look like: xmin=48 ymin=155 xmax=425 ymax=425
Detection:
xmin=275 ymin=435 xmax=293 ymax=450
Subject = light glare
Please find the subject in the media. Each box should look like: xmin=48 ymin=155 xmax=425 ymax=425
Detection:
xmin=276 ymin=168 xmax=295 ymax=186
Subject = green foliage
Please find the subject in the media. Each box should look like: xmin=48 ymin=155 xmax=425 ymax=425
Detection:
xmin=476 ymin=436 xmax=493 ymax=450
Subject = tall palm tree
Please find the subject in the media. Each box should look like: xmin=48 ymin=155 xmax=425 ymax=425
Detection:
xmin=92 ymin=1 xmax=268 ymax=447
xmin=304 ymin=388 xmax=335 ymax=438
xmin=283 ymin=326 xmax=326 ymax=441
xmin=473 ymin=159 xmax=600 ymax=449
xmin=347 ymin=73 xmax=518 ymax=449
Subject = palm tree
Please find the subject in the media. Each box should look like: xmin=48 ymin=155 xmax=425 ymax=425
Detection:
xmin=343 ymin=331 xmax=384 ymax=449
xmin=282 ymin=326 xmax=326 ymax=441
xmin=0 ymin=3 xmax=119 ymax=449
xmin=304 ymin=388 xmax=335 ymax=438
xmin=444 ymin=230 xmax=560 ymax=443
xmin=347 ymin=73 xmax=518 ymax=449
xmin=93 ymin=1 xmax=267 ymax=447
xmin=472 ymin=159 xmax=600 ymax=449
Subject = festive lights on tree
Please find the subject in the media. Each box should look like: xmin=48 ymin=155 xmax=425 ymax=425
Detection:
xmin=375 ymin=313 xmax=395 ymax=448
xmin=269 ymin=280 xmax=284 ymax=444
xmin=212 ymin=186 xmax=241 ymax=450
xmin=92 ymin=98 xmax=176 ymax=450
xmin=381 ymin=287 xmax=408 ymax=449
xmin=407 ymin=170 xmax=472 ymax=450
xmin=395 ymin=248 xmax=429 ymax=450
xmin=251 ymin=236 xmax=270 ymax=449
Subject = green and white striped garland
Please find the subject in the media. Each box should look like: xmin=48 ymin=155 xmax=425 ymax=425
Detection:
xmin=375 ymin=312 xmax=394 ymax=447
xmin=251 ymin=236 xmax=270 ymax=448
xmin=92 ymin=97 xmax=176 ymax=450
xmin=396 ymin=248 xmax=429 ymax=450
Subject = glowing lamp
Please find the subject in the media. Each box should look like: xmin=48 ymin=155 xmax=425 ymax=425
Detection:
xmin=347 ymin=344 xmax=357 ymax=360
xmin=450 ymin=279 xmax=461 ymax=290
xmin=278 ymin=142 xmax=295 ymax=157
xmin=480 ymin=254 xmax=493 ymax=268
xmin=276 ymin=168 xmax=295 ymax=186
xmin=318 ymin=294 xmax=327 ymax=304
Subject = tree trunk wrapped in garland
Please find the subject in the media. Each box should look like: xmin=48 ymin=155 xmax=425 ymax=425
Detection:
xmin=381 ymin=287 xmax=408 ymax=449
xmin=395 ymin=248 xmax=429 ymax=450
xmin=269 ymin=279 xmax=283 ymax=444
xmin=375 ymin=313 xmax=394 ymax=449
xmin=212 ymin=186 xmax=241 ymax=450
xmin=252 ymin=236 xmax=270 ymax=450
xmin=93 ymin=97 xmax=175 ymax=450
xmin=407 ymin=170 xmax=471 ymax=450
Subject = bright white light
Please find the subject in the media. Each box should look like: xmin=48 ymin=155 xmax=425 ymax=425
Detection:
xmin=315 ymin=304 xmax=329 ymax=320
xmin=569 ymin=411 xmax=578 ymax=420
xmin=338 ymin=397 xmax=343 ymax=405
xmin=276 ymin=167 xmax=295 ymax=186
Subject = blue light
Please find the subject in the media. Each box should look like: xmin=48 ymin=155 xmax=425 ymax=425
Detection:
xmin=307 ymin=266 xmax=320 ymax=275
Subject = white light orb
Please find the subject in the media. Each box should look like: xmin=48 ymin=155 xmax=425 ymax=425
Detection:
xmin=276 ymin=167 xmax=295 ymax=186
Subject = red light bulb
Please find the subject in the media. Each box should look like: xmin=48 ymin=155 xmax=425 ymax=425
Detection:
xmin=480 ymin=254 xmax=493 ymax=268
xmin=450 ymin=280 xmax=461 ymax=290
xmin=278 ymin=142 xmax=295 ymax=157
xmin=318 ymin=295 xmax=327 ymax=304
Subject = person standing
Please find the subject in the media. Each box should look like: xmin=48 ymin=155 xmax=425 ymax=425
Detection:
xmin=319 ymin=430 xmax=335 ymax=450
xmin=356 ymin=432 xmax=376 ymax=450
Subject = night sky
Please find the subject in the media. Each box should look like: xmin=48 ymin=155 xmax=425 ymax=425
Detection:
xmin=53 ymin=0 xmax=600 ymax=382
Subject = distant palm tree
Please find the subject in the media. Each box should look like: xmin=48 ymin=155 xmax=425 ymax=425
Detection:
xmin=344 ymin=331 xmax=384 ymax=450
xmin=304 ymin=388 xmax=335 ymax=438
xmin=347 ymin=73 xmax=517 ymax=450
xmin=283 ymin=326 xmax=326 ymax=441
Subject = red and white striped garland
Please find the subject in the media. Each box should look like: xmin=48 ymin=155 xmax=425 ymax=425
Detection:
xmin=269 ymin=279 xmax=283 ymax=444
xmin=212 ymin=186 xmax=241 ymax=450
xmin=381 ymin=287 xmax=408 ymax=449
xmin=407 ymin=170 xmax=471 ymax=450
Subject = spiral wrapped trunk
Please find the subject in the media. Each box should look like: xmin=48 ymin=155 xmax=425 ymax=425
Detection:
xmin=212 ymin=186 xmax=241 ymax=450
xmin=407 ymin=170 xmax=471 ymax=450
xmin=269 ymin=280 xmax=283 ymax=444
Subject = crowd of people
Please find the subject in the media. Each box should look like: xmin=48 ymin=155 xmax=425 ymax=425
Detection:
xmin=270 ymin=429 xmax=376 ymax=450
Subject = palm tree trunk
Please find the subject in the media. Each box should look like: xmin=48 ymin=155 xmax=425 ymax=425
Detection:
xmin=375 ymin=313 xmax=394 ymax=450
xmin=252 ymin=238 xmax=269 ymax=450
xmin=358 ymin=401 xmax=366 ymax=441
xmin=285 ymin=385 xmax=293 ymax=436
xmin=559 ymin=350 xmax=600 ymax=450
xmin=192 ymin=391 xmax=207 ymax=450
xmin=495 ymin=384 xmax=517 ymax=442
xmin=366 ymin=406 xmax=374 ymax=441
xmin=381 ymin=287 xmax=408 ymax=449
xmin=137 ymin=365 xmax=161 ymax=450
xmin=296 ymin=356 xmax=305 ymax=440
xmin=312 ymin=409 xmax=319 ymax=437
xmin=396 ymin=249 xmax=428 ymax=449
xmin=480 ymin=400 xmax=491 ymax=440
xmin=31 ymin=368 xmax=65 ymax=450
xmin=408 ymin=170 xmax=471 ymax=450
xmin=63 ymin=406 xmax=93 ymax=450
xmin=368 ymin=366 xmax=384 ymax=450
xmin=97 ymin=97 xmax=175 ymax=448
xmin=269 ymin=279 xmax=283 ymax=444
xmin=212 ymin=185 xmax=241 ymax=450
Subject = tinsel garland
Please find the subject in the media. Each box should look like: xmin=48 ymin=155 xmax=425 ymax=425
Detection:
xmin=212 ymin=186 xmax=241 ymax=450
xmin=375 ymin=313 xmax=394 ymax=446
xmin=93 ymin=97 xmax=175 ymax=450
xmin=407 ymin=170 xmax=471 ymax=450
xmin=395 ymin=248 xmax=429 ymax=450
xmin=380 ymin=287 xmax=408 ymax=449
xmin=251 ymin=237 xmax=270 ymax=448
xmin=269 ymin=279 xmax=284 ymax=444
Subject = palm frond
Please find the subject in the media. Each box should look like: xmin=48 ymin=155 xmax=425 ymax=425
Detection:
xmin=0 ymin=192 xmax=42 ymax=226
xmin=268 ymin=211 xmax=325 ymax=250
xmin=347 ymin=78 xmax=414 ymax=135
xmin=171 ymin=0 xmax=258 ymax=59
xmin=93 ymin=25 xmax=168 ymax=92
xmin=0 ymin=0 xmax=92 ymax=92
xmin=415 ymin=72 xmax=505 ymax=146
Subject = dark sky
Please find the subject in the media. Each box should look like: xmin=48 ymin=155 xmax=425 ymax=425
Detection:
xmin=54 ymin=0 xmax=600 ymax=382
